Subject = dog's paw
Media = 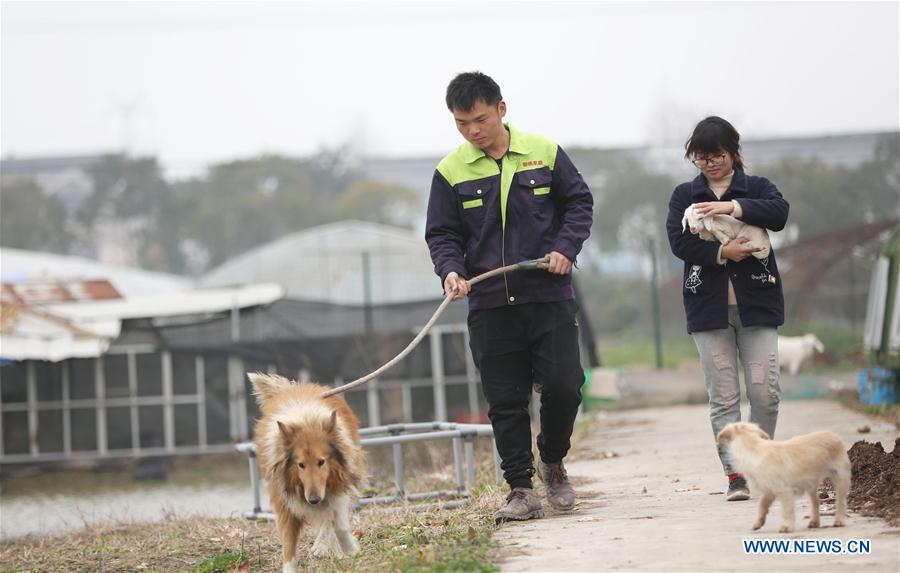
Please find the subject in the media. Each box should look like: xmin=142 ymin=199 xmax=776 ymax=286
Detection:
xmin=807 ymin=519 xmax=820 ymax=529
xmin=833 ymin=519 xmax=845 ymax=528
xmin=778 ymin=525 xmax=794 ymax=533
xmin=341 ymin=536 xmax=360 ymax=555
xmin=312 ymin=524 xmax=342 ymax=558
xmin=311 ymin=542 xmax=341 ymax=559
xmin=282 ymin=561 xmax=298 ymax=573
xmin=752 ymin=521 xmax=764 ymax=531
xmin=311 ymin=546 xmax=337 ymax=558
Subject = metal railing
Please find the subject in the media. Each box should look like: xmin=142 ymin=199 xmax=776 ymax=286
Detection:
xmin=1 ymin=325 xmax=484 ymax=464
xmin=235 ymin=422 xmax=500 ymax=519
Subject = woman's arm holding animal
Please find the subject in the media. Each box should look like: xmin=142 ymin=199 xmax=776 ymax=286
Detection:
xmin=692 ymin=210 xmax=761 ymax=262
xmin=733 ymin=178 xmax=789 ymax=231
xmin=666 ymin=187 xmax=722 ymax=267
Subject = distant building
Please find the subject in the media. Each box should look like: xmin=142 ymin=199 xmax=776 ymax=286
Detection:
xmin=359 ymin=131 xmax=898 ymax=198
xmin=642 ymin=131 xmax=895 ymax=178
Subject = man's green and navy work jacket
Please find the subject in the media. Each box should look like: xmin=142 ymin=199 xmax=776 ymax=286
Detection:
xmin=425 ymin=123 xmax=593 ymax=310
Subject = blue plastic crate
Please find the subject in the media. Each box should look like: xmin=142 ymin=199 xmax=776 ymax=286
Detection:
xmin=858 ymin=368 xmax=899 ymax=405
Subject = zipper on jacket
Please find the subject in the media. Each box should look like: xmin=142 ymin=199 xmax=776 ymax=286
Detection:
xmin=497 ymin=158 xmax=511 ymax=304
xmin=502 ymin=225 xmax=511 ymax=304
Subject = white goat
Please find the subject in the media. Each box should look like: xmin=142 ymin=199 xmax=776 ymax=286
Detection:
xmin=778 ymin=334 xmax=826 ymax=375
xmin=681 ymin=204 xmax=771 ymax=260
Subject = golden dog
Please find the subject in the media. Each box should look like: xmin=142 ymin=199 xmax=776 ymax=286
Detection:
xmin=716 ymin=422 xmax=850 ymax=533
xmin=249 ymin=373 xmax=365 ymax=572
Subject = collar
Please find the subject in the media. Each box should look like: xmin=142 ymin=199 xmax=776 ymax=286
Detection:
xmin=460 ymin=122 xmax=530 ymax=164
xmin=691 ymin=167 xmax=748 ymax=199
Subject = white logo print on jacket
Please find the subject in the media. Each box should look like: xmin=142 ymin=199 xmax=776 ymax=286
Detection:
xmin=685 ymin=265 xmax=702 ymax=294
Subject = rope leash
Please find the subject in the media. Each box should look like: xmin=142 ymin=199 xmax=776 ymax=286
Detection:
xmin=320 ymin=256 xmax=551 ymax=398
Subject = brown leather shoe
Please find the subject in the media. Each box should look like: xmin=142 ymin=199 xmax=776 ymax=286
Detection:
xmin=538 ymin=460 xmax=576 ymax=510
xmin=495 ymin=487 xmax=543 ymax=523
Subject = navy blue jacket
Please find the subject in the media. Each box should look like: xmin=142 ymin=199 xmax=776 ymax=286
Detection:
xmin=425 ymin=124 xmax=593 ymax=310
xmin=666 ymin=168 xmax=789 ymax=333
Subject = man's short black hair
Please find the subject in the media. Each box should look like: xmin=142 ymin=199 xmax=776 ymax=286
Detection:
xmin=445 ymin=72 xmax=503 ymax=112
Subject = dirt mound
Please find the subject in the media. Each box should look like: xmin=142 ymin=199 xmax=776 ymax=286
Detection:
xmin=847 ymin=438 xmax=900 ymax=525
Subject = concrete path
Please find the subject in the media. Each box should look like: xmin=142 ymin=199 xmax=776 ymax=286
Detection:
xmin=494 ymin=400 xmax=900 ymax=572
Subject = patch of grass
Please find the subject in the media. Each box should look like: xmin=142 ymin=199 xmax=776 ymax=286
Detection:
xmin=0 ymin=517 xmax=277 ymax=573
xmin=190 ymin=550 xmax=249 ymax=573
xmin=598 ymin=330 xmax=699 ymax=370
xmin=344 ymin=481 xmax=502 ymax=573
xmin=600 ymin=320 xmax=870 ymax=373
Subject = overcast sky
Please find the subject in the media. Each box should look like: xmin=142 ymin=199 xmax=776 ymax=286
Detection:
xmin=2 ymin=1 xmax=898 ymax=174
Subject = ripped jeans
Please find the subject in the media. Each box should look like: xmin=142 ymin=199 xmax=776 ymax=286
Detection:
xmin=692 ymin=305 xmax=781 ymax=475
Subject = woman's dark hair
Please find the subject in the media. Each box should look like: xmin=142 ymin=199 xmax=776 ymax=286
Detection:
xmin=446 ymin=72 xmax=502 ymax=112
xmin=684 ymin=116 xmax=745 ymax=170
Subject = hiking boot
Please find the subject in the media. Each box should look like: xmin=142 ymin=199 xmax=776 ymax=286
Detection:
xmin=537 ymin=459 xmax=576 ymax=511
xmin=727 ymin=475 xmax=750 ymax=501
xmin=495 ymin=487 xmax=543 ymax=523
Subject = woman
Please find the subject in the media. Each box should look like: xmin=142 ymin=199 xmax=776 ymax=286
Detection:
xmin=665 ymin=116 xmax=789 ymax=501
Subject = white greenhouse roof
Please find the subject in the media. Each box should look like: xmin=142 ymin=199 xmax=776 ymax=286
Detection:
xmin=200 ymin=221 xmax=443 ymax=305
xmin=41 ymin=283 xmax=284 ymax=321
xmin=1 ymin=284 xmax=284 ymax=362
xmin=0 ymin=247 xmax=191 ymax=296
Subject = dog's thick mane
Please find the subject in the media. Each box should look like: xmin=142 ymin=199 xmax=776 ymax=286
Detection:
xmin=249 ymin=373 xmax=365 ymax=564
xmin=249 ymin=372 xmax=363 ymax=516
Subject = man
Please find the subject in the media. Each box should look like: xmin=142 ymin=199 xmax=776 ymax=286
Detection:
xmin=425 ymin=71 xmax=593 ymax=522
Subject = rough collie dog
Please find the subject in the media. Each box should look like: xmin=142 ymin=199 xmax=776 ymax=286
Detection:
xmin=249 ymin=373 xmax=365 ymax=572
xmin=716 ymin=422 xmax=850 ymax=533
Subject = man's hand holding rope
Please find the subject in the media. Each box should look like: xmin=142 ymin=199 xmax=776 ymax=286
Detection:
xmin=443 ymin=272 xmax=470 ymax=300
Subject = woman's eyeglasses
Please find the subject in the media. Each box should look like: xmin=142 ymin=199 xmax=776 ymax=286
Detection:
xmin=691 ymin=153 xmax=727 ymax=167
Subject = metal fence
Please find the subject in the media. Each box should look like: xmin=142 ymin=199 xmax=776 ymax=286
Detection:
xmin=236 ymin=422 xmax=500 ymax=519
xmin=0 ymin=324 xmax=490 ymax=464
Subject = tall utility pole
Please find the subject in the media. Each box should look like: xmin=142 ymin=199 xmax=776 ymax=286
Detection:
xmin=648 ymin=236 xmax=663 ymax=370
xmin=362 ymin=251 xmax=373 ymax=334
xmin=116 ymin=98 xmax=140 ymax=154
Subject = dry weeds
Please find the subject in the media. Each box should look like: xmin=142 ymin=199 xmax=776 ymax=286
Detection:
xmin=1 ymin=416 xmax=601 ymax=572
xmin=1 ymin=479 xmax=507 ymax=572
xmin=0 ymin=442 xmax=510 ymax=572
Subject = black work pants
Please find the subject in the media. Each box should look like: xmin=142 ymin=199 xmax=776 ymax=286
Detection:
xmin=467 ymin=300 xmax=584 ymax=489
